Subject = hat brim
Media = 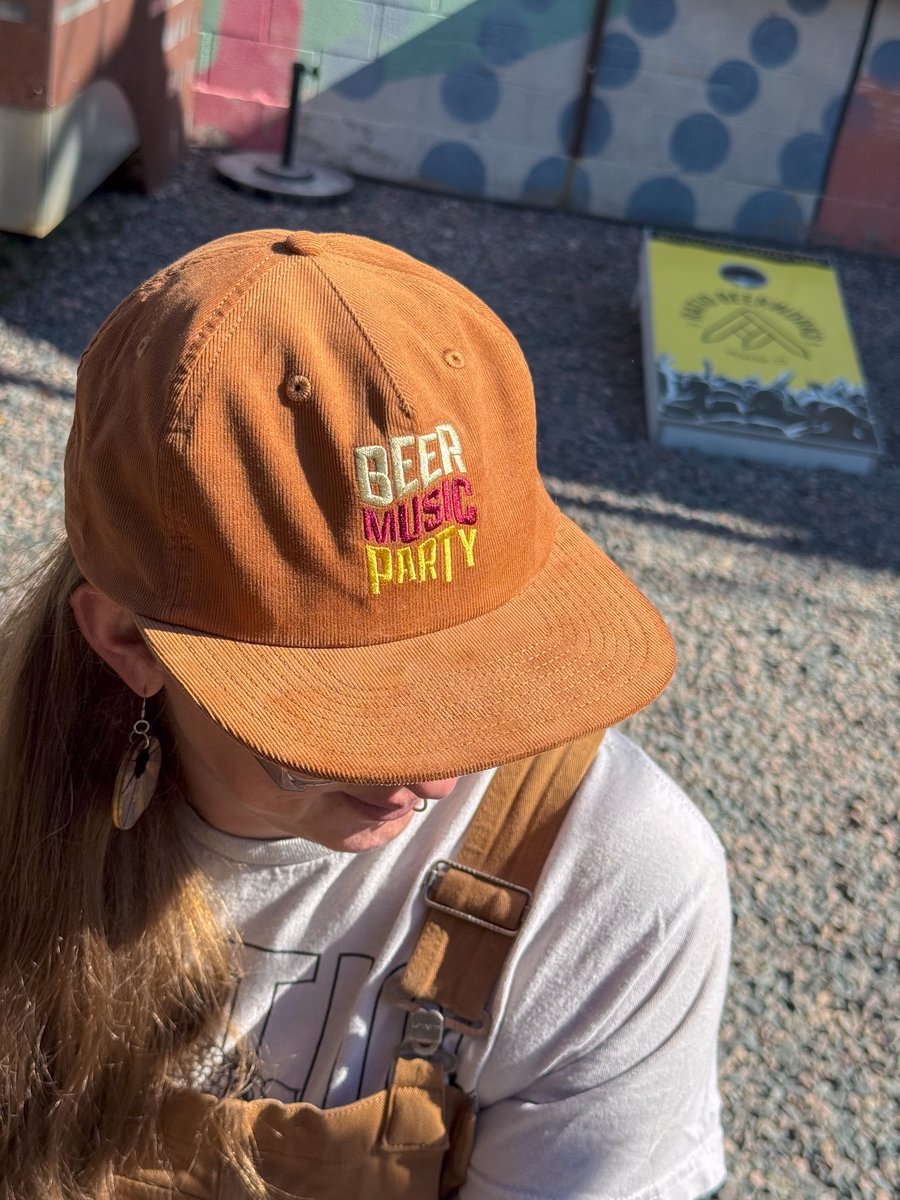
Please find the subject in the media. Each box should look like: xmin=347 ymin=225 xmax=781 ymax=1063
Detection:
xmin=138 ymin=513 xmax=675 ymax=784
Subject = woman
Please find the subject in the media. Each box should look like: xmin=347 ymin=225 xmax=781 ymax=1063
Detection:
xmin=0 ymin=229 xmax=730 ymax=1199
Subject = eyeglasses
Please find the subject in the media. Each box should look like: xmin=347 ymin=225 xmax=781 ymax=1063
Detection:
xmin=254 ymin=754 xmax=338 ymax=792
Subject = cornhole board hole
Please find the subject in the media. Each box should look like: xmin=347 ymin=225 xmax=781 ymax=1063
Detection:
xmin=639 ymin=234 xmax=882 ymax=474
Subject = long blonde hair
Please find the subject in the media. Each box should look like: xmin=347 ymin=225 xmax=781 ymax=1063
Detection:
xmin=0 ymin=538 xmax=244 ymax=1198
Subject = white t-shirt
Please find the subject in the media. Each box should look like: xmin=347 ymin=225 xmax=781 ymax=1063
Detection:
xmin=178 ymin=729 xmax=731 ymax=1200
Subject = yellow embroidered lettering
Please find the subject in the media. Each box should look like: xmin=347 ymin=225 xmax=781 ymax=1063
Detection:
xmin=435 ymin=423 xmax=467 ymax=475
xmin=366 ymin=545 xmax=393 ymax=595
xmin=458 ymin=526 xmax=477 ymax=568
xmin=396 ymin=545 xmax=416 ymax=584
xmin=418 ymin=432 xmax=442 ymax=489
xmin=355 ymin=445 xmax=393 ymax=507
xmin=389 ymin=435 xmax=418 ymax=498
xmin=435 ymin=525 xmax=455 ymax=582
xmin=417 ymin=537 xmax=438 ymax=582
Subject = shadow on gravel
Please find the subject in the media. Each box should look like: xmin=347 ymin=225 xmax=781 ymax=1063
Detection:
xmin=0 ymin=153 xmax=897 ymax=574
xmin=0 ymin=369 xmax=74 ymax=403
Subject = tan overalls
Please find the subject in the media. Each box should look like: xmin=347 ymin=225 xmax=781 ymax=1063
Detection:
xmin=110 ymin=733 xmax=603 ymax=1199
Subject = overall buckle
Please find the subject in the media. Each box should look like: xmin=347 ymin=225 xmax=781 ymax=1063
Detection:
xmin=422 ymin=859 xmax=533 ymax=937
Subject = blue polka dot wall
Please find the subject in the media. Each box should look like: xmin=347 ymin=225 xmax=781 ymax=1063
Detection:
xmin=425 ymin=15 xmax=596 ymax=206
xmin=779 ymin=132 xmax=829 ymax=192
xmin=478 ymin=6 xmax=533 ymax=67
xmin=787 ymin=0 xmax=831 ymax=14
xmin=441 ymin=62 xmax=502 ymax=124
xmin=298 ymin=0 xmax=873 ymax=245
xmin=707 ymin=61 xmax=760 ymax=115
xmin=626 ymin=177 xmax=696 ymax=226
xmin=670 ymin=113 xmax=731 ymax=174
xmin=735 ymin=190 xmax=806 ymax=243
xmin=523 ymin=157 xmax=591 ymax=208
xmin=627 ymin=0 xmax=677 ymax=38
xmin=750 ymin=16 xmax=800 ymax=69
xmin=557 ymin=0 xmax=866 ymax=241
xmin=595 ymin=33 xmax=641 ymax=90
xmin=420 ymin=142 xmax=487 ymax=196
xmin=868 ymin=39 xmax=900 ymax=89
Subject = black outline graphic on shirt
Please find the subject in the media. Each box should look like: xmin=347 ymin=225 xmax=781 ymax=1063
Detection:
xmin=216 ymin=943 xmax=409 ymax=1106
xmin=350 ymin=963 xmax=409 ymax=1098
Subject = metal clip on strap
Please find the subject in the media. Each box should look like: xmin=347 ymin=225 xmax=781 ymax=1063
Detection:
xmin=423 ymin=859 xmax=533 ymax=937
xmin=397 ymin=1005 xmax=457 ymax=1072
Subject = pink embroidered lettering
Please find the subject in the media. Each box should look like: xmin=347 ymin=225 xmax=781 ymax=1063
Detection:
xmin=397 ymin=495 xmax=422 ymax=544
xmin=422 ymin=486 xmax=443 ymax=533
xmin=451 ymin=477 xmax=476 ymax=524
xmin=363 ymin=477 xmax=471 ymax=545
xmin=363 ymin=507 xmax=398 ymax=544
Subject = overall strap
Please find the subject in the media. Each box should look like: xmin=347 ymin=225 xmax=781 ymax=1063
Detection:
xmin=397 ymin=730 xmax=605 ymax=1030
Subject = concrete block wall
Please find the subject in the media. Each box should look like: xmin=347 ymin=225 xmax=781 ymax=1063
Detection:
xmin=191 ymin=0 xmax=898 ymax=254
xmin=566 ymin=0 xmax=865 ymax=242
xmin=294 ymin=0 xmax=593 ymax=205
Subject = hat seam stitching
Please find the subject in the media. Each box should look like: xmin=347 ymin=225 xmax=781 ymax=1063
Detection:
xmin=168 ymin=249 xmax=285 ymax=411
xmin=322 ymin=248 xmax=511 ymax=337
xmin=162 ymin=252 xmax=297 ymax=612
xmin=176 ymin=257 xmax=300 ymax=408
xmin=309 ymin=258 xmax=414 ymax=419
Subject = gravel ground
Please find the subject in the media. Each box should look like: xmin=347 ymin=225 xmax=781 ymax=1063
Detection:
xmin=0 ymin=150 xmax=897 ymax=1198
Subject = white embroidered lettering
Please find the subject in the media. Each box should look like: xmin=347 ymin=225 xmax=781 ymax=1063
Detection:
xmin=418 ymin=432 xmax=442 ymax=489
xmin=389 ymin=435 xmax=418 ymax=499
xmin=355 ymin=446 xmax=393 ymax=507
xmin=435 ymin=423 xmax=466 ymax=475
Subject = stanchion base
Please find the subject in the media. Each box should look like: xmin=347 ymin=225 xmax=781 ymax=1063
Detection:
xmin=215 ymin=152 xmax=354 ymax=201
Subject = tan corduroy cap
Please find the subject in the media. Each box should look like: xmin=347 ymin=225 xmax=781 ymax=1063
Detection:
xmin=65 ymin=229 xmax=675 ymax=783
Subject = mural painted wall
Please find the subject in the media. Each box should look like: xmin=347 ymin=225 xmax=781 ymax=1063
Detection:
xmin=192 ymin=1 xmax=896 ymax=253
xmin=815 ymin=1 xmax=900 ymax=254
xmin=194 ymin=0 xmax=304 ymax=145
xmin=564 ymin=0 xmax=866 ymax=242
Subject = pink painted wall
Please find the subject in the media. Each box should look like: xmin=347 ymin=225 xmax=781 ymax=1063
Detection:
xmin=193 ymin=0 xmax=303 ymax=150
xmin=816 ymin=13 xmax=900 ymax=254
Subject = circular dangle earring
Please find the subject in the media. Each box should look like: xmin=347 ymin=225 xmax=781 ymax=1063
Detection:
xmin=111 ymin=695 xmax=162 ymax=830
xmin=413 ymin=797 xmax=429 ymax=813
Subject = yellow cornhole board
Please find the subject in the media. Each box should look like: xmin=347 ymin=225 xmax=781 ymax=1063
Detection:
xmin=640 ymin=234 xmax=882 ymax=473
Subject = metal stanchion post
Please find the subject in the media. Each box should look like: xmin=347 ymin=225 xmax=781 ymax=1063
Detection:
xmin=216 ymin=63 xmax=353 ymax=201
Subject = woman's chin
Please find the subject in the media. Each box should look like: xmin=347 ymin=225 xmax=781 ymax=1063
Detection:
xmin=315 ymin=808 xmax=417 ymax=853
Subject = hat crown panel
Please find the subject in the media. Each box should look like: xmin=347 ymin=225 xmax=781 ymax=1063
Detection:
xmin=67 ymin=230 xmax=556 ymax=648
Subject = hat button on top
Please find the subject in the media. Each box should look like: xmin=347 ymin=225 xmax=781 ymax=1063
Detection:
xmin=281 ymin=231 xmax=322 ymax=257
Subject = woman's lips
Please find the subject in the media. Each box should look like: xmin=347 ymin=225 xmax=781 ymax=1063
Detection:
xmin=338 ymin=791 xmax=418 ymax=822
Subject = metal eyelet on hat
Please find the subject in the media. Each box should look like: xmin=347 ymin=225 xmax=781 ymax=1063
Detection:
xmin=285 ymin=374 xmax=312 ymax=402
xmin=443 ymin=349 xmax=465 ymax=369
xmin=135 ymin=335 xmax=151 ymax=359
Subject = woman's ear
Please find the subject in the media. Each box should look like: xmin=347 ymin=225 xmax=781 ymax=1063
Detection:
xmin=69 ymin=584 xmax=165 ymax=698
